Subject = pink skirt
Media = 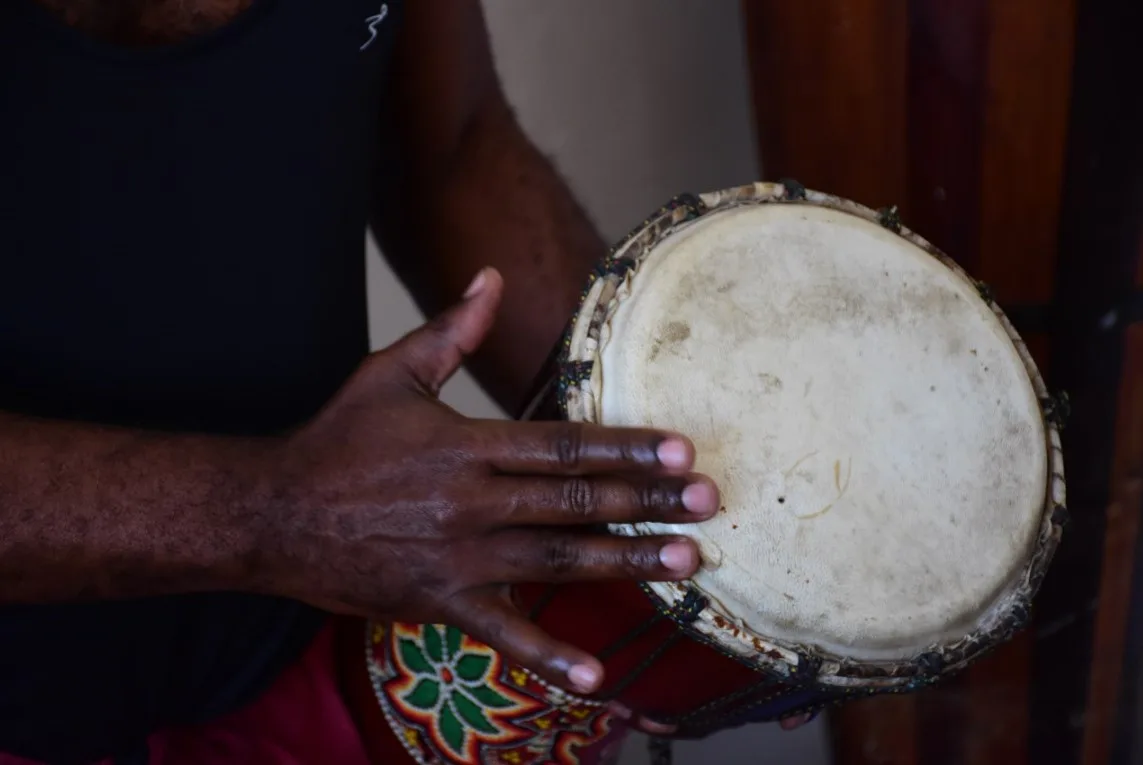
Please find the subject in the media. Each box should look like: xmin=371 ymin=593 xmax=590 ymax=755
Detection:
xmin=0 ymin=623 xmax=373 ymax=765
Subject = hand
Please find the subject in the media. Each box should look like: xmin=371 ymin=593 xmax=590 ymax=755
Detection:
xmin=262 ymin=267 xmax=720 ymax=698
xmin=779 ymin=711 xmax=819 ymax=731
xmin=620 ymin=708 xmax=819 ymax=739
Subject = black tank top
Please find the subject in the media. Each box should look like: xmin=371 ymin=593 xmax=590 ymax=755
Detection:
xmin=0 ymin=1 xmax=403 ymax=761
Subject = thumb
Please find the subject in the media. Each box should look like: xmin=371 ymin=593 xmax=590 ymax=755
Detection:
xmin=386 ymin=267 xmax=503 ymax=394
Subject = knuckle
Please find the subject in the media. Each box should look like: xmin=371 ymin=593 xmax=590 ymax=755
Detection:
xmin=353 ymin=351 xmax=401 ymax=391
xmin=438 ymin=507 xmax=470 ymax=536
xmin=420 ymin=313 xmax=455 ymax=343
xmin=561 ymin=478 xmax=598 ymax=518
xmin=542 ymin=538 xmax=583 ymax=576
xmin=637 ymin=482 xmax=678 ymax=515
xmin=621 ymin=544 xmax=658 ymax=576
xmin=550 ymin=426 xmax=585 ymax=469
xmin=477 ymin=616 xmax=506 ymax=647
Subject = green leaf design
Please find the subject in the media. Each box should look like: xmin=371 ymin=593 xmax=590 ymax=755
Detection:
xmin=445 ymin=625 xmax=462 ymax=661
xmin=452 ymin=690 xmax=498 ymax=734
xmin=455 ymin=654 xmax=491 ymax=682
xmin=398 ymin=638 xmax=433 ymax=675
xmin=440 ymin=700 xmax=466 ymax=756
xmin=424 ymin=625 xmax=444 ymax=663
xmin=403 ymin=678 xmax=440 ymax=711
xmin=466 ymin=683 xmax=513 ymax=709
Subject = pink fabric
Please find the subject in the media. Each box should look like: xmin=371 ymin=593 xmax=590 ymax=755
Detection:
xmin=0 ymin=624 xmax=374 ymax=765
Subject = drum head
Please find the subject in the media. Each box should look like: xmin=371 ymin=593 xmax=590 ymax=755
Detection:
xmin=579 ymin=194 xmax=1052 ymax=663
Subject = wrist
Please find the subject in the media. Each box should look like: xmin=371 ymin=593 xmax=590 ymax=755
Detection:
xmin=216 ymin=434 xmax=320 ymax=602
xmin=209 ymin=436 xmax=295 ymax=594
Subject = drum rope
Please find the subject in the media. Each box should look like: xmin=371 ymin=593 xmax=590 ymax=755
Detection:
xmin=601 ymin=632 xmax=685 ymax=700
xmin=526 ymin=585 xmax=560 ymax=621
xmin=669 ymin=675 xmax=791 ymax=728
xmin=596 ymin=614 xmax=666 ymax=661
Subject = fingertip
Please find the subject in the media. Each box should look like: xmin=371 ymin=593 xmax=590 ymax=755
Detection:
xmin=463 ymin=269 xmax=488 ymax=299
xmin=681 ymin=477 xmax=719 ymax=515
xmin=451 ymin=269 xmax=503 ymax=357
xmin=606 ymin=701 xmax=633 ymax=721
xmin=464 ymin=267 xmax=504 ymax=300
xmin=568 ymin=658 xmax=604 ymax=694
xmin=659 ymin=539 xmax=700 ymax=575
xmin=606 ymin=702 xmax=676 ymax=736
xmin=637 ymin=718 xmax=678 ymax=735
xmin=656 ymin=436 xmax=695 ymax=471
xmin=779 ymin=711 xmax=817 ymax=730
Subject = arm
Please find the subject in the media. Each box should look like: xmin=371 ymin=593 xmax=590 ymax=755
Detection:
xmin=369 ymin=1 xmax=605 ymax=414
xmin=0 ymin=410 xmax=268 ymax=602
xmin=0 ymin=290 xmax=713 ymax=694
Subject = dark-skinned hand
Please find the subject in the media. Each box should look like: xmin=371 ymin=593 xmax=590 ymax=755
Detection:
xmin=259 ymin=267 xmax=738 ymax=734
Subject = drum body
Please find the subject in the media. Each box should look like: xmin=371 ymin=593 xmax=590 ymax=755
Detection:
xmin=344 ymin=182 xmax=1066 ymax=765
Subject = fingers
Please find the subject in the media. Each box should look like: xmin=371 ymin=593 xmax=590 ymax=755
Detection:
xmin=780 ymin=711 xmax=819 ymax=730
xmin=382 ymin=267 xmax=504 ymax=394
xmin=486 ymin=529 xmax=702 ymax=583
xmin=487 ymin=474 xmax=719 ymax=526
xmin=448 ymin=589 xmax=606 ymax=694
xmin=633 ymin=718 xmax=678 ymax=736
xmin=607 ymin=703 xmax=679 ymax=736
xmin=489 ymin=421 xmax=697 ymax=477
xmin=611 ymin=709 xmax=816 ymax=738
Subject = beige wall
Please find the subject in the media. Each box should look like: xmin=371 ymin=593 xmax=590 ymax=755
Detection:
xmin=366 ymin=3 xmax=829 ymax=762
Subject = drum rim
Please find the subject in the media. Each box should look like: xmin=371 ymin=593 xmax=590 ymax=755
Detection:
xmin=552 ymin=180 xmax=1067 ymax=690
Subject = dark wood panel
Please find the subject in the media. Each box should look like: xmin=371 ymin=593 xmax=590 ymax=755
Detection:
xmin=978 ymin=0 xmax=1075 ymax=303
xmin=742 ymin=0 xmax=908 ymax=211
xmin=1030 ymin=0 xmax=1143 ymax=761
xmin=829 ymin=695 xmax=917 ymax=765
xmin=902 ymin=0 xmax=990 ymax=277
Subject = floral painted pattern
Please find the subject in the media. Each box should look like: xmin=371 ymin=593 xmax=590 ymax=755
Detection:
xmin=368 ymin=622 xmax=626 ymax=764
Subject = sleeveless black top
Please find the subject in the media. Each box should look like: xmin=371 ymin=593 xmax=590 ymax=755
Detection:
xmin=0 ymin=1 xmax=403 ymax=761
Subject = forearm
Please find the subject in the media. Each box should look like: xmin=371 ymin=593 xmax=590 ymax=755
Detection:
xmin=373 ymin=98 xmax=607 ymax=414
xmin=0 ymin=410 xmax=271 ymax=603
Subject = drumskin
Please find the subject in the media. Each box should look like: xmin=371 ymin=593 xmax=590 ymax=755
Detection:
xmin=564 ymin=182 xmax=1064 ymax=686
xmin=600 ymin=203 xmax=1044 ymax=658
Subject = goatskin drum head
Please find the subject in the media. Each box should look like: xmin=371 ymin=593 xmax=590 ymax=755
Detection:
xmin=594 ymin=202 xmax=1048 ymax=661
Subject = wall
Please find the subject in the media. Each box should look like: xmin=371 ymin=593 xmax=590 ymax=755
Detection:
xmin=365 ymin=2 xmax=831 ymax=762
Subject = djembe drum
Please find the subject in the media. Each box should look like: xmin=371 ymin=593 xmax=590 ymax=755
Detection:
xmin=339 ymin=181 xmax=1066 ymax=765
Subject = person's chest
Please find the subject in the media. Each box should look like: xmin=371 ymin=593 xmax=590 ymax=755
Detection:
xmin=31 ymin=0 xmax=259 ymax=46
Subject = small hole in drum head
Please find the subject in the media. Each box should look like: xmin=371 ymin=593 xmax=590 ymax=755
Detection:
xmin=778 ymin=497 xmax=786 ymax=504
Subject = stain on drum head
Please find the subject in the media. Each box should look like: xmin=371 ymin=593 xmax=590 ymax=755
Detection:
xmin=573 ymin=193 xmax=1052 ymax=666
